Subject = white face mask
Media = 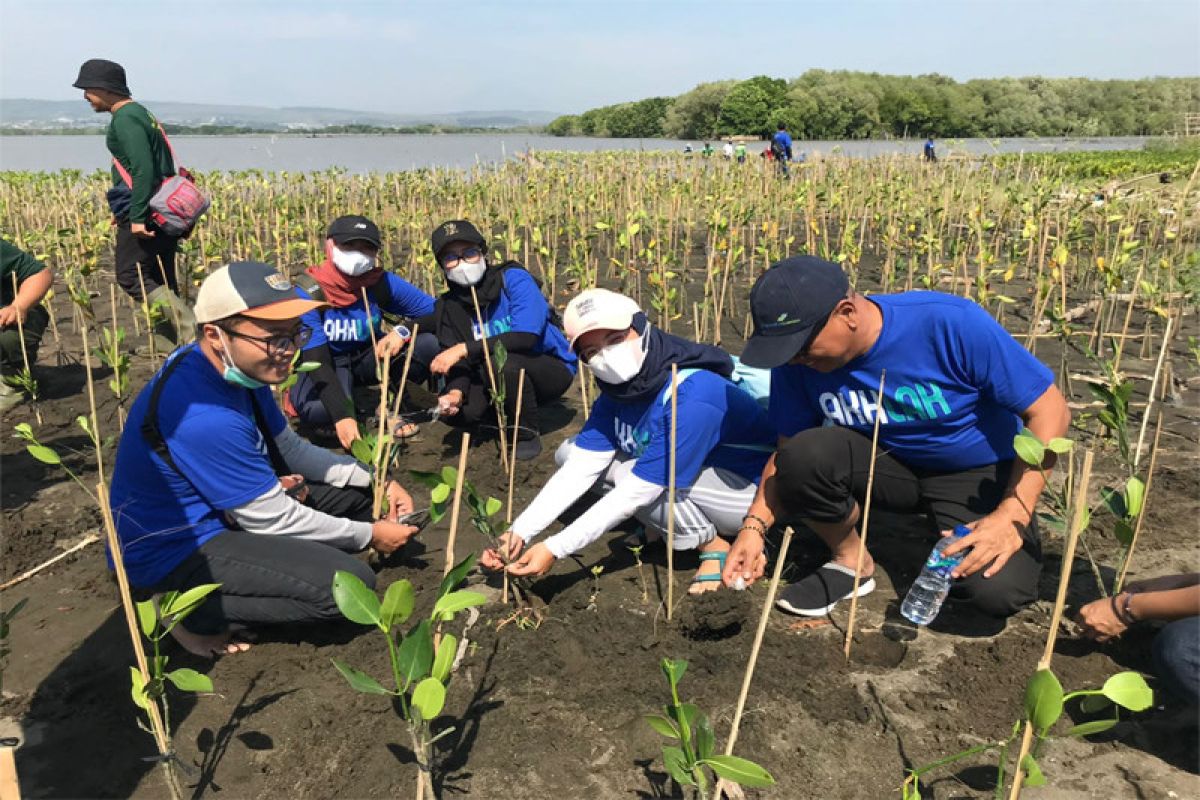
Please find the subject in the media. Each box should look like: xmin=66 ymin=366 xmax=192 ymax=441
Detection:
xmin=331 ymin=245 xmax=376 ymax=277
xmin=445 ymin=258 xmax=487 ymax=287
xmin=587 ymin=334 xmax=647 ymax=384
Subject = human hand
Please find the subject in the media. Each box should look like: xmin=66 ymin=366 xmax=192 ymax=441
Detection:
xmin=279 ymin=474 xmax=309 ymax=503
xmin=384 ymin=480 xmax=414 ymax=521
xmin=437 ymin=389 xmax=464 ymax=417
xmin=430 ymin=343 xmax=468 ymax=375
xmin=375 ymin=330 xmax=406 ymax=361
xmin=721 ymin=528 xmax=767 ymax=589
xmin=941 ymin=512 xmax=1025 ymax=579
xmin=131 ymin=222 xmax=156 ymax=239
xmin=370 ymin=520 xmax=420 ymax=554
xmin=335 ymin=417 xmax=361 ymax=451
xmin=1076 ymin=595 xmax=1129 ymax=642
xmin=505 ymin=542 xmax=556 ymax=577
xmin=481 ymin=530 xmax=526 ymax=570
xmin=0 ymin=304 xmax=23 ymax=328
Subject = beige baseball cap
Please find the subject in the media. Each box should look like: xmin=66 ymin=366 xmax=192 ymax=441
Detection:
xmin=194 ymin=261 xmax=327 ymax=324
xmin=563 ymin=289 xmax=641 ymax=349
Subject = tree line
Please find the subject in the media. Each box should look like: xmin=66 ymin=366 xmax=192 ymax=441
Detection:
xmin=545 ymin=71 xmax=1200 ymax=140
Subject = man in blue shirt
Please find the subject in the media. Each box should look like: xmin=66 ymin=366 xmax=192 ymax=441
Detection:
xmin=722 ymin=256 xmax=1071 ymax=619
xmin=109 ymin=261 xmax=421 ymax=656
xmin=771 ymin=123 xmax=793 ymax=177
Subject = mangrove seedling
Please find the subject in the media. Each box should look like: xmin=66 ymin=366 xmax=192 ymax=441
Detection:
xmin=628 ymin=543 xmax=649 ymax=603
xmin=645 ymin=658 xmax=775 ymax=798
xmin=588 ymin=564 xmax=604 ymax=609
xmin=13 ymin=421 xmax=96 ymax=500
xmin=329 ymin=554 xmax=487 ymax=800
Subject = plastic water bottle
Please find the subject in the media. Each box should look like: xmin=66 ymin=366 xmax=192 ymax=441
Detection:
xmin=901 ymin=525 xmax=972 ymax=625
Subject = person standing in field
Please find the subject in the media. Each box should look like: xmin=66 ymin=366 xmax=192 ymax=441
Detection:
xmin=924 ymin=136 xmax=937 ymax=163
xmin=722 ymin=256 xmax=1071 ymax=620
xmin=0 ymin=239 xmax=54 ymax=412
xmin=734 ymin=142 xmax=747 ymax=164
xmin=722 ymin=141 xmax=735 ymax=159
xmin=771 ymin=122 xmax=793 ymax=177
xmin=72 ymin=58 xmax=195 ymax=352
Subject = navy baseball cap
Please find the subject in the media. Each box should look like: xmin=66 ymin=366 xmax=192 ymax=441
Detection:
xmin=327 ymin=215 xmax=381 ymax=248
xmin=431 ymin=219 xmax=487 ymax=259
xmin=194 ymin=261 xmax=326 ymax=324
xmin=741 ymin=256 xmax=850 ymax=368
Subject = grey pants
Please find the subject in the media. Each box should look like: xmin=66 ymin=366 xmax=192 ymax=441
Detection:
xmin=557 ymin=438 xmax=758 ymax=550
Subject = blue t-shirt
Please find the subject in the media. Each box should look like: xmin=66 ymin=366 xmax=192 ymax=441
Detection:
xmin=575 ymin=369 xmax=775 ymax=487
xmin=300 ymin=273 xmax=435 ymax=356
xmin=474 ymin=268 xmax=577 ymax=373
xmin=768 ymin=292 xmax=1054 ymax=471
xmin=772 ymin=130 xmax=793 ymax=155
xmin=108 ymin=346 xmax=289 ymax=586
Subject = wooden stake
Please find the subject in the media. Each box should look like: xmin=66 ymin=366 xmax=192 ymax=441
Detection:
xmin=1134 ymin=317 xmax=1173 ymax=470
xmin=0 ymin=534 xmax=100 ymax=591
xmin=1116 ymin=411 xmax=1163 ymax=593
xmin=712 ymin=527 xmax=796 ymax=800
xmin=578 ymin=364 xmax=590 ymax=420
xmin=360 ymin=287 xmax=381 ymax=379
xmin=844 ymin=370 xmax=886 ymax=660
xmin=0 ymin=745 xmax=20 ymax=800
xmin=443 ymin=433 xmax=471 ymax=577
xmin=11 ymin=274 xmax=41 ymax=425
xmin=506 ymin=368 xmax=526 ymax=522
xmin=666 ymin=364 xmax=678 ymax=621
xmin=370 ymin=353 xmax=392 ymax=519
xmin=1008 ymin=449 xmax=1093 ymax=800
xmin=79 ymin=324 xmax=106 ymax=483
xmin=468 ymin=285 xmax=509 ymax=471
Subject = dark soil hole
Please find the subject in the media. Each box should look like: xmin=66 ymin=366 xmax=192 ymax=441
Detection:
xmin=846 ymin=630 xmax=908 ymax=667
xmin=675 ymin=589 xmax=754 ymax=641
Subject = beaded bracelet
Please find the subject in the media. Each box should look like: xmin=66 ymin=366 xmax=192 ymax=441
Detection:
xmin=744 ymin=513 xmax=771 ymax=532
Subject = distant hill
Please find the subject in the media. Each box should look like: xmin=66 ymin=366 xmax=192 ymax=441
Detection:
xmin=0 ymin=99 xmax=560 ymax=131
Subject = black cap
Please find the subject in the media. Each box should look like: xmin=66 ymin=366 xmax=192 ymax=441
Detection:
xmin=431 ymin=220 xmax=487 ymax=259
xmin=72 ymin=59 xmax=131 ymax=96
xmin=741 ymin=256 xmax=850 ymax=369
xmin=326 ymin=215 xmax=381 ymax=248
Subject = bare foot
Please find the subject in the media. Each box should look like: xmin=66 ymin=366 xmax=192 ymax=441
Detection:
xmin=688 ymin=538 xmax=731 ymax=595
xmin=169 ymin=625 xmax=253 ymax=657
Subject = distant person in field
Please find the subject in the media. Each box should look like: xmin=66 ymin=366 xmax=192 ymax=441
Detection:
xmin=771 ymin=122 xmax=793 ymax=177
xmin=414 ymin=220 xmax=576 ymax=461
xmin=72 ymin=58 xmax=195 ymax=352
xmin=702 ymin=142 xmax=714 ymax=157
xmin=723 ymin=256 xmax=1071 ymax=620
xmin=286 ymin=215 xmax=439 ymax=449
xmin=482 ymin=289 xmax=775 ymax=591
xmin=108 ymin=261 xmax=421 ymax=656
xmin=0 ymin=239 xmax=54 ymax=413
xmin=735 ymin=142 xmax=748 ymax=164
xmin=924 ymin=136 xmax=937 ymax=163
xmin=1078 ymin=573 xmax=1200 ymax=707
xmin=723 ymin=141 xmax=735 ymax=159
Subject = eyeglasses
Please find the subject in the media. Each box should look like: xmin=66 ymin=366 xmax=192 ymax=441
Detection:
xmin=441 ymin=247 xmax=483 ymax=269
xmin=221 ymin=325 xmax=312 ymax=358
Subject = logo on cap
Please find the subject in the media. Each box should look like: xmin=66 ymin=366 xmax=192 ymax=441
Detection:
xmin=575 ymin=298 xmax=597 ymax=317
xmin=442 ymin=222 xmax=458 ymax=236
xmin=265 ymin=273 xmax=292 ymax=292
xmin=355 ymin=223 xmax=367 ymax=229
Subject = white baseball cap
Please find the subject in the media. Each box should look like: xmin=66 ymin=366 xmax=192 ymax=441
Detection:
xmin=563 ymin=289 xmax=641 ymax=349
xmin=194 ymin=261 xmax=327 ymax=324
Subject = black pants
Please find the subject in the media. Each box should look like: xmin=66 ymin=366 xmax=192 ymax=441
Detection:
xmin=145 ymin=483 xmax=376 ymax=634
xmin=773 ymin=426 xmax=1042 ymax=618
xmin=0 ymin=304 xmax=49 ymax=376
xmin=114 ymin=221 xmax=180 ymax=301
xmin=444 ymin=351 xmax=574 ymax=438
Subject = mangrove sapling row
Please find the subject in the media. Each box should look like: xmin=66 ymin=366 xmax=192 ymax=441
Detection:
xmin=329 ymin=555 xmax=487 ymax=800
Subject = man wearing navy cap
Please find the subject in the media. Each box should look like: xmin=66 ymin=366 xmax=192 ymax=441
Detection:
xmin=723 ymin=256 xmax=1071 ymax=620
xmin=109 ymin=261 xmax=422 ymax=656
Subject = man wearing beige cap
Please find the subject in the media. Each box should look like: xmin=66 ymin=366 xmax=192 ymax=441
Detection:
xmin=108 ymin=261 xmax=421 ymax=656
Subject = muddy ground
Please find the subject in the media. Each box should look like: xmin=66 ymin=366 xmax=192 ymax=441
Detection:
xmin=2 ymin=256 xmax=1198 ymax=800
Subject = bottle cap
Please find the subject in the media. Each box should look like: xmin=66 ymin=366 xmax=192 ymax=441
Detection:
xmin=953 ymin=524 xmax=971 ymax=537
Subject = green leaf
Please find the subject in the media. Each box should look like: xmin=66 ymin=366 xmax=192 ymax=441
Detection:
xmin=160 ymin=583 xmax=222 ymax=620
xmin=1012 ymin=432 xmax=1045 ymax=467
xmin=1021 ymin=754 xmax=1046 ymax=787
xmin=165 ymin=667 xmax=213 ymax=693
xmin=668 ymin=703 xmax=699 ymax=737
xmin=379 ymin=580 xmax=415 ymax=632
xmin=703 ymin=754 xmax=776 ymax=788
xmin=1100 ymin=486 xmax=1127 ymax=519
xmin=1124 ymin=477 xmax=1145 ymax=520
xmin=440 ymin=466 xmax=458 ymax=486
xmin=408 ymin=469 xmax=443 ymax=489
xmin=331 ymin=570 xmax=381 ymax=626
xmin=437 ymin=553 xmax=478 ymax=597
xmin=411 ymin=677 xmax=446 ymax=721
xmin=484 ymin=497 xmax=502 ymax=518
xmin=1114 ymin=519 xmax=1134 ymax=547
xmin=661 ymin=658 xmax=688 ymax=688
xmin=130 ymin=667 xmax=151 ymax=711
xmin=294 ymin=361 xmax=321 ymax=373
xmin=431 ymin=483 xmax=451 ymax=504
xmin=695 ymin=714 xmax=715 ymax=761
xmin=331 ymin=659 xmax=390 ymax=695
xmin=431 ymin=633 xmax=457 ymax=683
xmin=26 ymin=444 xmax=61 ymax=465
xmin=1079 ymin=694 xmax=1111 ymax=714
xmin=431 ymin=590 xmax=488 ymax=621
xmin=1024 ymin=668 xmax=1064 ymax=734
xmin=662 ymin=746 xmax=694 ymax=786
xmin=645 ymin=714 xmax=679 ymax=739
xmin=1101 ymin=671 xmax=1153 ymax=711
xmin=350 ymin=438 xmax=375 ymax=465
xmin=13 ymin=422 xmax=33 ymax=439
xmin=1066 ymin=719 xmax=1118 ymax=737
xmin=902 ymin=779 xmax=922 ymax=800
xmin=136 ymin=600 xmax=158 ymax=639
xmin=1046 ymin=437 xmax=1074 ymax=454
xmin=396 ymin=620 xmax=434 ymax=686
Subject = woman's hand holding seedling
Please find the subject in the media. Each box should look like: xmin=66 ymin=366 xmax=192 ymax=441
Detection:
xmin=437 ymin=389 xmax=464 ymax=417
xmin=480 ymin=530 xmax=525 ymax=570
xmin=384 ymin=479 xmax=414 ymax=521
xmin=374 ymin=330 xmax=407 ymax=360
xmin=430 ymin=343 xmax=468 ymax=375
xmin=335 ymin=417 xmax=361 ymax=451
xmin=942 ymin=510 xmax=1025 ymax=579
xmin=370 ymin=520 xmax=420 ymax=554
xmin=722 ymin=528 xmax=768 ymax=589
xmin=505 ymin=542 xmax=555 ymax=577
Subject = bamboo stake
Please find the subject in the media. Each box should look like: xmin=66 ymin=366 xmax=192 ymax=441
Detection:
xmin=0 ymin=534 xmax=100 ymax=591
xmin=1008 ymin=449 xmax=1093 ymax=800
xmin=578 ymin=364 xmax=590 ymax=420
xmin=503 ymin=369 xmax=527 ymax=605
xmin=1116 ymin=411 xmax=1163 ymax=593
xmin=666 ymin=364 xmax=678 ymax=621
xmin=468 ymin=285 xmax=509 ymax=471
xmin=79 ymin=323 xmax=105 ymax=482
xmin=11 ymin=274 xmax=41 ymax=425
xmin=135 ymin=265 xmax=159 ymax=368
xmin=109 ymin=284 xmax=126 ymax=431
xmin=370 ymin=354 xmax=392 ymax=519
xmin=360 ymin=287 xmax=381 ymax=379
xmin=844 ymin=370 xmax=886 ymax=660
xmin=1134 ymin=317 xmax=1173 ymax=469
xmin=712 ymin=526 xmax=795 ymax=800
xmin=443 ymin=433 xmax=470 ymax=577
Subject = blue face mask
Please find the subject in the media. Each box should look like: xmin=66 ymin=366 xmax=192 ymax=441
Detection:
xmin=216 ymin=329 xmax=266 ymax=390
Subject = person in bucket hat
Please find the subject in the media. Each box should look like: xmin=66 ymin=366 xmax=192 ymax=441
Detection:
xmin=723 ymin=255 xmax=1071 ymax=622
xmin=107 ymin=262 xmax=423 ymax=656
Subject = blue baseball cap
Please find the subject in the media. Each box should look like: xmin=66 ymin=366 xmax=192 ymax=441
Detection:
xmin=740 ymin=256 xmax=850 ymax=369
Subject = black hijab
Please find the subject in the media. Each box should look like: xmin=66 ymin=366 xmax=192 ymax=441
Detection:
xmin=595 ymin=313 xmax=733 ymax=404
xmin=429 ymin=260 xmax=517 ymax=348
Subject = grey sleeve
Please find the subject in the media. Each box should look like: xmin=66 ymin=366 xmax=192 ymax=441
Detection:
xmin=275 ymin=426 xmax=371 ymax=488
xmin=225 ymin=482 xmax=373 ymax=551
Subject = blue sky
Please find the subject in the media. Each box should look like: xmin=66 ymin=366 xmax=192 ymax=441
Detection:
xmin=1 ymin=0 xmax=1196 ymax=114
